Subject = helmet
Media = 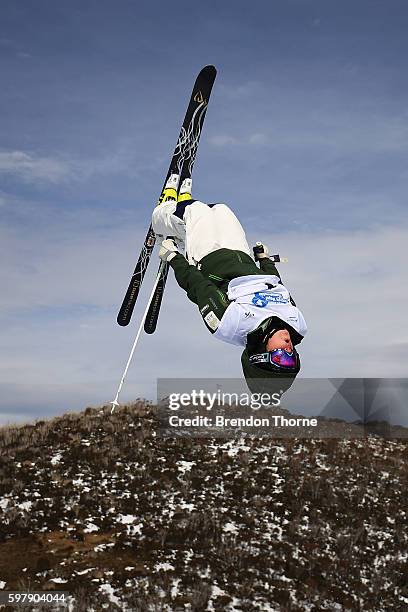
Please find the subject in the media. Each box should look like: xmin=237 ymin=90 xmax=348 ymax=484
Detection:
xmin=241 ymin=348 xmax=299 ymax=395
xmin=242 ymin=316 xmax=301 ymax=395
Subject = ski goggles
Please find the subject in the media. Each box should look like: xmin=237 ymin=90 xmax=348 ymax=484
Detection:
xmin=249 ymin=349 xmax=299 ymax=372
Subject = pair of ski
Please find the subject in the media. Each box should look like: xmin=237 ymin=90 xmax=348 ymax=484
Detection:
xmin=117 ymin=66 xmax=217 ymax=331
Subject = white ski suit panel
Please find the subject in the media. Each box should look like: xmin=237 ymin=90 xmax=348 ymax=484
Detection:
xmin=152 ymin=200 xmax=251 ymax=265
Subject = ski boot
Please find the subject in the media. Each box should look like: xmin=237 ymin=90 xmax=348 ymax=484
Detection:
xmin=178 ymin=177 xmax=193 ymax=202
xmin=159 ymin=173 xmax=179 ymax=203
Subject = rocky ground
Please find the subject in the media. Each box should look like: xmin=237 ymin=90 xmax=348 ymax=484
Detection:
xmin=0 ymin=401 xmax=407 ymax=611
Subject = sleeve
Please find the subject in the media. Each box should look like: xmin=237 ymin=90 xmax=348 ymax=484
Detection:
xmin=169 ymin=254 xmax=230 ymax=333
xmin=258 ymin=257 xmax=282 ymax=280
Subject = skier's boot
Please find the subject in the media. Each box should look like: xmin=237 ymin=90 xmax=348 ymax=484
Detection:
xmin=178 ymin=177 xmax=193 ymax=202
xmin=160 ymin=173 xmax=179 ymax=203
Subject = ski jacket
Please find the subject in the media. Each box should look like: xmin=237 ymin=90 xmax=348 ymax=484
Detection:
xmin=214 ymin=275 xmax=307 ymax=346
xmin=169 ymin=248 xmax=307 ymax=345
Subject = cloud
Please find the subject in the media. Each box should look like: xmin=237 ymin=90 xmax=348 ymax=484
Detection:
xmin=275 ymin=113 xmax=408 ymax=154
xmin=0 ymin=144 xmax=159 ymax=187
xmin=208 ymin=111 xmax=408 ymax=155
xmin=0 ymin=151 xmax=72 ymax=183
xmin=275 ymin=225 xmax=408 ymax=378
xmin=248 ymin=133 xmax=268 ymax=145
xmin=208 ymin=133 xmax=268 ymax=147
xmin=209 ymin=135 xmax=239 ymax=147
xmin=217 ymin=81 xmax=263 ymax=101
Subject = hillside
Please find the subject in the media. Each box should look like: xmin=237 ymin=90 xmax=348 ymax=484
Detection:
xmin=0 ymin=402 xmax=407 ymax=611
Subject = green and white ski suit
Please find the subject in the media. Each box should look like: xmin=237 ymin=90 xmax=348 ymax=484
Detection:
xmin=152 ymin=200 xmax=307 ymax=346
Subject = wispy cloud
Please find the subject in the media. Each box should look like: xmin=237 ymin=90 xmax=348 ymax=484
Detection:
xmin=209 ymin=133 xmax=268 ymax=147
xmin=217 ymin=81 xmax=263 ymax=101
xmin=274 ymin=113 xmax=408 ymax=154
xmin=209 ymin=135 xmax=239 ymax=147
xmin=0 ymin=144 xmax=160 ymax=186
xmin=0 ymin=151 xmax=72 ymax=183
xmin=208 ymin=110 xmax=408 ymax=154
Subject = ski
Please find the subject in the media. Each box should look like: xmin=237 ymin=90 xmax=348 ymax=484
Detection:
xmin=143 ymin=166 xmax=193 ymax=335
xmin=117 ymin=65 xmax=217 ymax=327
xmin=144 ymin=71 xmax=217 ymax=333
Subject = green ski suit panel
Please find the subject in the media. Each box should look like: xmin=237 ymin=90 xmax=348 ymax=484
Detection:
xmin=169 ymin=248 xmax=286 ymax=334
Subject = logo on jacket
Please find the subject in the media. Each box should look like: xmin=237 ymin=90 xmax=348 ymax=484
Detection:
xmin=252 ymin=291 xmax=290 ymax=308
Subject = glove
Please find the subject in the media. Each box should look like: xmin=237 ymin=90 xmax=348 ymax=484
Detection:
xmin=253 ymin=241 xmax=270 ymax=260
xmin=159 ymin=238 xmax=179 ymax=263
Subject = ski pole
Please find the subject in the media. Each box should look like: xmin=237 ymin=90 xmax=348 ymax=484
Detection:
xmin=110 ymin=260 xmax=166 ymax=413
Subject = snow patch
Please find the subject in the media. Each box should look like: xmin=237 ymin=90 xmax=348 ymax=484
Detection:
xmin=177 ymin=460 xmax=195 ymax=474
xmin=117 ymin=514 xmax=138 ymax=524
xmin=0 ymin=498 xmax=9 ymax=510
xmin=18 ymin=501 xmax=32 ymax=512
xmin=179 ymin=502 xmax=195 ymax=511
xmin=84 ymin=522 xmax=99 ymax=533
xmin=171 ymin=578 xmax=181 ymax=599
xmin=75 ymin=568 xmax=95 ymax=575
xmin=125 ymin=524 xmax=143 ymax=536
xmin=155 ymin=562 xmax=174 ymax=571
xmin=50 ymin=453 xmax=63 ymax=465
xmin=72 ymin=478 xmax=85 ymax=487
xmin=94 ymin=543 xmax=115 ymax=552
xmin=223 ymin=522 xmax=239 ymax=534
xmin=99 ymin=583 xmax=121 ymax=607
xmin=212 ymin=585 xmax=226 ymax=597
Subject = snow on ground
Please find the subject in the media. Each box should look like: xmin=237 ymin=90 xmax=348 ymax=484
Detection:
xmin=0 ymin=403 xmax=406 ymax=610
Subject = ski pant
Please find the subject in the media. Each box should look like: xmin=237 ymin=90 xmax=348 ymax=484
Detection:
xmin=152 ymin=200 xmax=251 ymax=265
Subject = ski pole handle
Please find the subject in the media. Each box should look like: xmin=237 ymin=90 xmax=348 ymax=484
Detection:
xmin=253 ymin=242 xmax=287 ymax=263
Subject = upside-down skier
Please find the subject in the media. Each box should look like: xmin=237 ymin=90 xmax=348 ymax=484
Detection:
xmin=152 ymin=175 xmax=307 ymax=395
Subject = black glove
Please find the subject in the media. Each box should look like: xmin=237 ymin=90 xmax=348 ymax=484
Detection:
xmin=253 ymin=241 xmax=270 ymax=260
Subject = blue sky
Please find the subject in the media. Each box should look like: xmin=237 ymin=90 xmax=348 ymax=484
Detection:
xmin=1 ymin=0 xmax=408 ymax=424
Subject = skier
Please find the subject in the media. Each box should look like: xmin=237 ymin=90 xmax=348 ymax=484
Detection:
xmin=152 ymin=178 xmax=307 ymax=395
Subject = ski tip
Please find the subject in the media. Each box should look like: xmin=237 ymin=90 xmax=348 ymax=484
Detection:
xmin=202 ymin=65 xmax=217 ymax=76
xmin=117 ymin=314 xmax=130 ymax=326
xmin=144 ymin=322 xmax=157 ymax=335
